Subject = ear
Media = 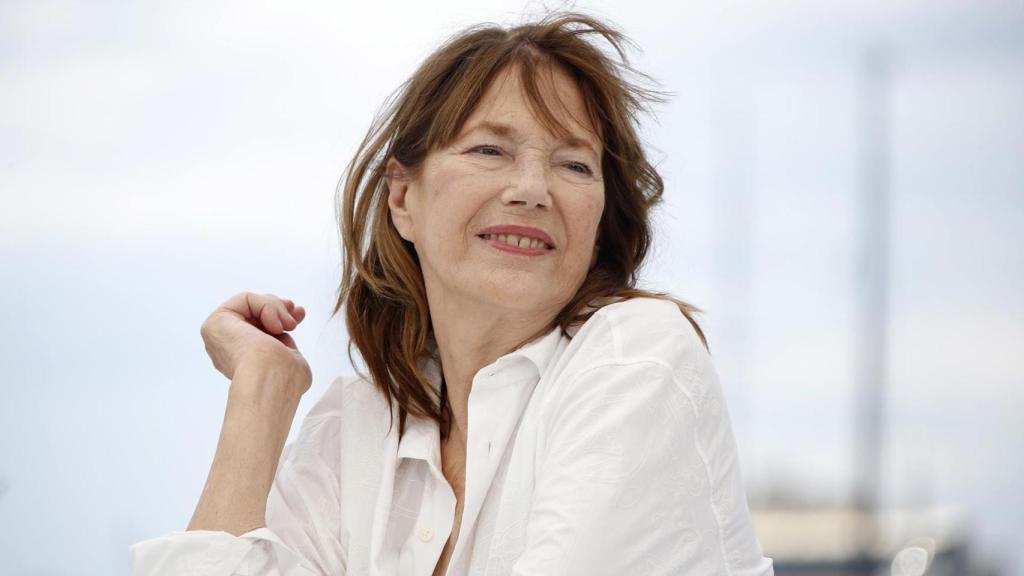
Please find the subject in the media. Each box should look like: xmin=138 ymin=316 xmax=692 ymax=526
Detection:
xmin=386 ymin=157 xmax=416 ymax=243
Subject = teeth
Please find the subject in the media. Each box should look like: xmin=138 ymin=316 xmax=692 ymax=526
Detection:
xmin=481 ymin=233 xmax=549 ymax=250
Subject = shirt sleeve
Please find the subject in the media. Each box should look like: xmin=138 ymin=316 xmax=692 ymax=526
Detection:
xmin=130 ymin=415 xmax=345 ymax=576
xmin=510 ymin=359 xmax=774 ymax=576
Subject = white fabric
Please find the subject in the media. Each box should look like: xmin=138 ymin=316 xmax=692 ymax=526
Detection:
xmin=130 ymin=297 xmax=774 ymax=575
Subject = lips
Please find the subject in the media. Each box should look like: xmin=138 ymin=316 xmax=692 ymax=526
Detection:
xmin=476 ymin=225 xmax=555 ymax=249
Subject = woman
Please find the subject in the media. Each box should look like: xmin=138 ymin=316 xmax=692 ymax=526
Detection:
xmin=131 ymin=12 xmax=774 ymax=576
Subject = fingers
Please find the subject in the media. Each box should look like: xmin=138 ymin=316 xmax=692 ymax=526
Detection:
xmin=202 ymin=292 xmax=309 ymax=382
xmin=234 ymin=292 xmax=306 ymax=335
xmin=259 ymin=302 xmax=286 ymax=334
xmin=276 ymin=300 xmax=302 ymax=331
xmin=281 ymin=299 xmax=306 ymax=323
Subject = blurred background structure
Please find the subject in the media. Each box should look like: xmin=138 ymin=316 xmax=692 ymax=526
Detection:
xmin=1 ymin=1 xmax=1021 ymax=574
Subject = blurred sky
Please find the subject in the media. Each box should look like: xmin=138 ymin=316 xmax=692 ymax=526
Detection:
xmin=1 ymin=0 xmax=1022 ymax=574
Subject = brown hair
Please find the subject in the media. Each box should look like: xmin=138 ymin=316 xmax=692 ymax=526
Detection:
xmin=334 ymin=11 xmax=705 ymax=438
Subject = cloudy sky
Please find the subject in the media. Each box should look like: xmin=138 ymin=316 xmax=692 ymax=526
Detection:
xmin=1 ymin=0 xmax=1022 ymax=574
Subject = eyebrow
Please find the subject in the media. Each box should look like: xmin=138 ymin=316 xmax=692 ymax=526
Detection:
xmin=460 ymin=121 xmax=601 ymax=158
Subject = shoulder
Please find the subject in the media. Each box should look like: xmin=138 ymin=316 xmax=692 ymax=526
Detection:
xmin=536 ymin=297 xmax=714 ymax=419
xmin=540 ymin=296 xmax=728 ymax=441
xmin=565 ymin=296 xmax=709 ymax=378
xmin=591 ymin=296 xmax=702 ymax=341
xmin=288 ymin=373 xmax=391 ymax=456
xmin=303 ymin=373 xmax=383 ymax=421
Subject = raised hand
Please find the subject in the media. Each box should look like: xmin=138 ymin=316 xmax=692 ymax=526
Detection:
xmin=199 ymin=292 xmax=312 ymax=395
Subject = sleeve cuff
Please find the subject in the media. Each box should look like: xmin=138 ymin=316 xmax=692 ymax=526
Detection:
xmin=130 ymin=527 xmax=316 ymax=576
xmin=130 ymin=529 xmax=262 ymax=576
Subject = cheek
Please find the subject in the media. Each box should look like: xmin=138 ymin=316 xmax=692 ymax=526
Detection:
xmin=562 ymin=198 xmax=604 ymax=270
xmin=415 ymin=168 xmax=474 ymax=242
xmin=573 ymin=194 xmax=604 ymax=245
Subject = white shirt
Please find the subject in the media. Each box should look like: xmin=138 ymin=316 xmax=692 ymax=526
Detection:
xmin=130 ymin=297 xmax=774 ymax=575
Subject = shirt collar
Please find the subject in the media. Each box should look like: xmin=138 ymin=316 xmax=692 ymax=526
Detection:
xmin=396 ymin=324 xmax=565 ymax=464
xmin=396 ymin=407 xmax=441 ymax=465
xmin=395 ymin=352 xmax=444 ymax=465
xmin=483 ymin=323 xmax=563 ymax=380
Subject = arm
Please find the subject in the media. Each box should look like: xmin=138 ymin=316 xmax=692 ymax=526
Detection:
xmin=187 ymin=359 xmax=305 ymax=536
xmin=130 ymin=293 xmax=341 ymax=575
xmin=510 ymin=359 xmax=773 ymax=576
xmin=129 ymin=368 xmax=344 ymax=575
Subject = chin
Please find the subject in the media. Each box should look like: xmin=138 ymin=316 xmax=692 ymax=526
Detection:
xmin=474 ymin=277 xmax=565 ymax=315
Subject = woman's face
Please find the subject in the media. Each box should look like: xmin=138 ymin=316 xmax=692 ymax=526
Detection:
xmin=387 ymin=64 xmax=605 ymax=321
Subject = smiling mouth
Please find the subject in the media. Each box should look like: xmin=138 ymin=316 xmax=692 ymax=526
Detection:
xmin=478 ymin=233 xmax=554 ymax=250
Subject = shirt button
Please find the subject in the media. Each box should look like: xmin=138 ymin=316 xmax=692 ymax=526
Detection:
xmin=417 ymin=526 xmax=434 ymax=542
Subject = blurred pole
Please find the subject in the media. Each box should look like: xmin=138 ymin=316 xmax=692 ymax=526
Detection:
xmin=853 ymin=44 xmax=891 ymax=557
xmin=710 ymin=77 xmax=758 ymax=485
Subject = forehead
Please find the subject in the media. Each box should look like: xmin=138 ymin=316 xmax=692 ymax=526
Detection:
xmin=455 ymin=64 xmax=602 ymax=155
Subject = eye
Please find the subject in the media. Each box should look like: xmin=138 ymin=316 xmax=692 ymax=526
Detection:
xmin=470 ymin=144 xmax=504 ymax=157
xmin=564 ymin=161 xmax=593 ymax=175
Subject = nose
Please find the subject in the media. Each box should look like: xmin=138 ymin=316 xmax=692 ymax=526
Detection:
xmin=501 ymin=157 xmax=551 ymax=209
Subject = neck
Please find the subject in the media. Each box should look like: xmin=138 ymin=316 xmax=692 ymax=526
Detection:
xmin=428 ymin=290 xmax=556 ymax=447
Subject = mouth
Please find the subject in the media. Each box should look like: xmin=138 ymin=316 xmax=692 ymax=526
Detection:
xmin=477 ymin=232 xmax=554 ymax=251
xmin=476 ymin=225 xmax=556 ymax=252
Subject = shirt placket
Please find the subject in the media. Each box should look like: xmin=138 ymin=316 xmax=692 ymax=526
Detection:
xmin=411 ymin=435 xmax=458 ymax=575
